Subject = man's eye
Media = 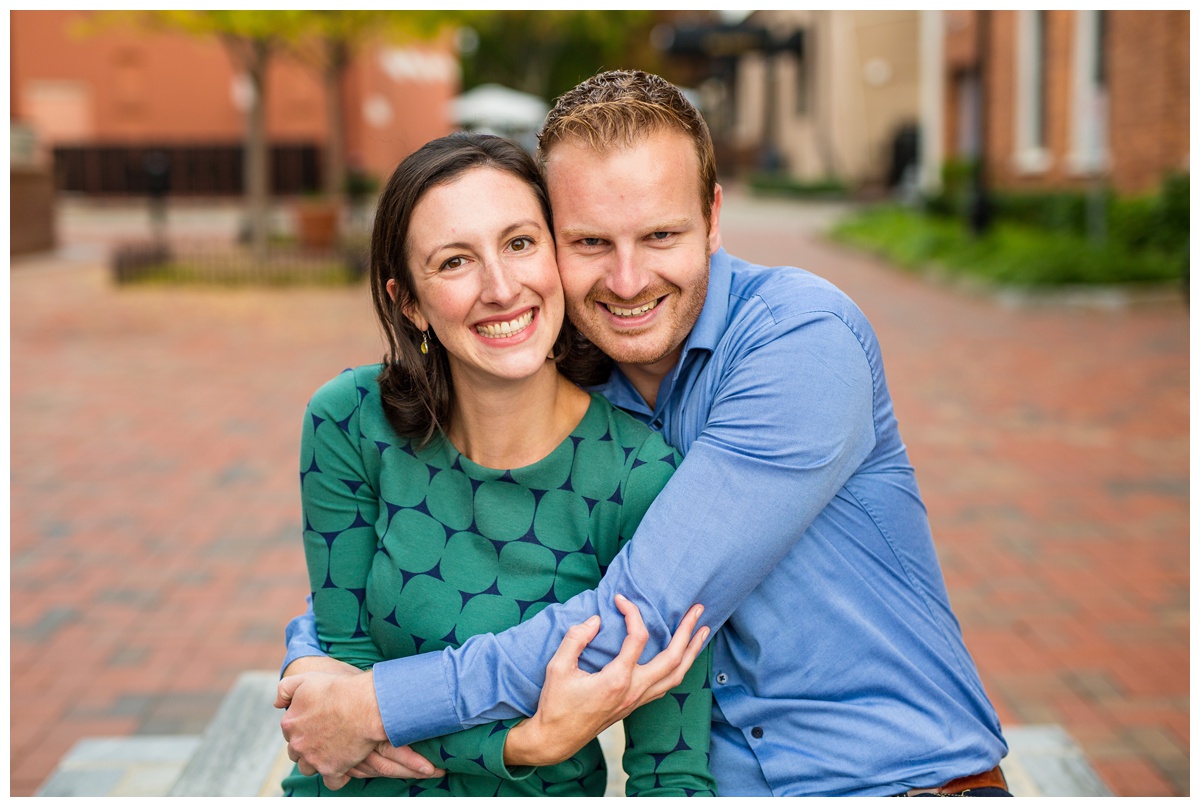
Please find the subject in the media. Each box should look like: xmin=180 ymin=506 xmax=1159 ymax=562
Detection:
xmin=580 ymin=238 xmax=604 ymax=247
xmin=650 ymin=231 xmax=672 ymax=241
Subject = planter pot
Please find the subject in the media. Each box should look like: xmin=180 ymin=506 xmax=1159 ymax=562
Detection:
xmin=295 ymin=201 xmax=340 ymax=250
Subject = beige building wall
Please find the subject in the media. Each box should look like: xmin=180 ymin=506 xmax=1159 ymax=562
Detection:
xmin=732 ymin=10 xmax=921 ymax=188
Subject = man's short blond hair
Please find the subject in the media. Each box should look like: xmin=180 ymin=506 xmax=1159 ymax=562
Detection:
xmin=538 ymin=70 xmax=718 ymax=229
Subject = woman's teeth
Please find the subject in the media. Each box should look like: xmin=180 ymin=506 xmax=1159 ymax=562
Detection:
xmin=476 ymin=310 xmax=534 ymax=338
xmin=605 ymin=299 xmax=659 ymax=317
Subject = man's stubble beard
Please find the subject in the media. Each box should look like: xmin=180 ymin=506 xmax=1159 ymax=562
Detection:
xmin=565 ymin=253 xmax=710 ymax=368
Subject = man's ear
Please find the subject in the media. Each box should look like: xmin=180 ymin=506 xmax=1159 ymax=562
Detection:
xmin=707 ymin=183 xmax=724 ymax=255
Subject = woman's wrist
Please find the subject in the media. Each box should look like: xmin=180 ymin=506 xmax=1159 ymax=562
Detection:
xmin=503 ymin=717 xmax=569 ymax=767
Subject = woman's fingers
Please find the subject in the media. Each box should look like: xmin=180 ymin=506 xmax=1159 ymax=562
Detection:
xmin=626 ymin=603 xmax=707 ymax=707
xmin=546 ymin=614 xmax=602 ymax=676
xmin=638 ymin=621 xmax=710 ymax=706
xmin=356 ymin=746 xmax=444 ymax=779
xmin=610 ymin=593 xmax=651 ymax=669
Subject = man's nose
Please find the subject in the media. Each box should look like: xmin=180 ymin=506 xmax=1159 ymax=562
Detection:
xmin=604 ymin=247 xmax=651 ymax=301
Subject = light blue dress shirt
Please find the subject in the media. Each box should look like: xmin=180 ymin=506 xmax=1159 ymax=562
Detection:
xmin=284 ymin=248 xmax=1007 ymax=796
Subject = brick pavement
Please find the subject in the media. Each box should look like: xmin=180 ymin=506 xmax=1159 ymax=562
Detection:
xmin=10 ymin=192 xmax=1189 ymax=795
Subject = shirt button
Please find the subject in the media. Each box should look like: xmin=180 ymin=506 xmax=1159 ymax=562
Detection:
xmin=751 ymin=727 xmax=764 ymax=739
xmin=715 ymin=673 xmax=728 ymax=685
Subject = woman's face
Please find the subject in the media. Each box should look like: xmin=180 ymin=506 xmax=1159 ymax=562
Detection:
xmin=398 ymin=166 xmax=563 ymax=388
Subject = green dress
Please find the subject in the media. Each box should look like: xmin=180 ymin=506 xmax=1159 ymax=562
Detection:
xmin=282 ymin=365 xmax=715 ymax=797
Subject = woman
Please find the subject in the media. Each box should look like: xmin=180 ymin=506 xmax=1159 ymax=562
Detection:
xmin=282 ymin=133 xmax=715 ymax=797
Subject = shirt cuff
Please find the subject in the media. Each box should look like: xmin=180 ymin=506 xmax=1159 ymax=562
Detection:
xmin=280 ymin=602 xmax=323 ymax=678
xmin=373 ymin=650 xmax=462 ymax=748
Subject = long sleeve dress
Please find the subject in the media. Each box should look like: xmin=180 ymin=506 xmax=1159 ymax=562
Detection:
xmin=282 ymin=365 xmax=715 ymax=797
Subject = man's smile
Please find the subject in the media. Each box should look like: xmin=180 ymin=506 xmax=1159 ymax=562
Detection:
xmin=602 ymin=297 xmax=664 ymax=318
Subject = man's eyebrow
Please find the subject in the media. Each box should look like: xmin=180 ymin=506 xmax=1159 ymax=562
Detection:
xmin=557 ymin=226 xmax=602 ymax=240
xmin=558 ymin=218 xmax=693 ymax=240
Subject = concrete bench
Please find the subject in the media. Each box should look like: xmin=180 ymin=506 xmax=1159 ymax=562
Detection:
xmin=38 ymin=669 xmax=1111 ymax=797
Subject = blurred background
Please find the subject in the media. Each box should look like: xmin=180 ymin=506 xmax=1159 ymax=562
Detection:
xmin=9 ymin=9 xmax=1189 ymax=797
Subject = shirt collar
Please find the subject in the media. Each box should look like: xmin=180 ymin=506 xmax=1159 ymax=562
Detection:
xmin=681 ymin=246 xmax=733 ymax=360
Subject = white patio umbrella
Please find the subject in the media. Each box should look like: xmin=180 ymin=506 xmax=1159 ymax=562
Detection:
xmin=451 ymin=83 xmax=549 ymax=135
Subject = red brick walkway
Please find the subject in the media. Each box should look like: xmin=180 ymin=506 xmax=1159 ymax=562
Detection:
xmin=10 ymin=194 xmax=1189 ymax=795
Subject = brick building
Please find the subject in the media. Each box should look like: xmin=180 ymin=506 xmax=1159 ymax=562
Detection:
xmin=934 ymin=10 xmax=1188 ymax=195
xmin=10 ymin=10 xmax=458 ymax=196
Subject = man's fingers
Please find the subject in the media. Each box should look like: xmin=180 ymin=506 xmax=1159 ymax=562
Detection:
xmin=275 ymin=674 xmax=303 ymax=710
xmin=322 ymin=772 xmax=351 ymax=790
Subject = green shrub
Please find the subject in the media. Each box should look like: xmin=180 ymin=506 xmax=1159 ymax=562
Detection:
xmin=926 ymin=171 xmax=1188 ymax=259
xmin=747 ymin=172 xmax=848 ymax=198
xmin=831 ymin=205 xmax=1183 ymax=287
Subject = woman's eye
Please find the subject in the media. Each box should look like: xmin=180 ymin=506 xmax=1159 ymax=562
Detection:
xmin=440 ymin=256 xmax=465 ymax=271
xmin=510 ymin=236 xmax=533 ymax=252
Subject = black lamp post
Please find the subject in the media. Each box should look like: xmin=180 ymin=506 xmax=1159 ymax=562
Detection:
xmin=968 ymin=10 xmax=992 ymax=236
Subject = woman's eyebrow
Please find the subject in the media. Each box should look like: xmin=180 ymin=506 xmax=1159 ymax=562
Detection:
xmin=422 ymin=219 xmax=545 ymax=265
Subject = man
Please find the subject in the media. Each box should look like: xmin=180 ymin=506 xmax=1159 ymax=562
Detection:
xmin=278 ymin=70 xmax=1009 ymax=796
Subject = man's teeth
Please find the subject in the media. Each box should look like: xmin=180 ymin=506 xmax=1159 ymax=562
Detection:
xmin=476 ymin=310 xmax=534 ymax=338
xmin=605 ymin=299 xmax=659 ymax=317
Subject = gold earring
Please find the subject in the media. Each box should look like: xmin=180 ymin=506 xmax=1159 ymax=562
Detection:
xmin=420 ymin=331 xmax=430 ymax=355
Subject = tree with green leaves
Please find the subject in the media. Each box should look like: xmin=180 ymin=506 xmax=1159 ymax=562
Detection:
xmin=99 ymin=10 xmax=304 ymax=257
xmin=455 ymin=10 xmax=666 ymax=104
xmin=281 ymin=11 xmax=446 ymax=204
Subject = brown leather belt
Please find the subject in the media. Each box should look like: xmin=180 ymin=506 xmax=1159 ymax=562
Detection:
xmin=902 ymin=765 xmax=1008 ymax=796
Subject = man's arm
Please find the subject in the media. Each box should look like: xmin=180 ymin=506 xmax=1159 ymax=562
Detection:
xmin=390 ymin=313 xmax=872 ymax=732
xmin=287 ymin=311 xmax=874 ymax=766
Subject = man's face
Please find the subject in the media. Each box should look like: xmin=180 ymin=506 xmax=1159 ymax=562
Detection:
xmin=545 ymin=129 xmax=722 ymax=378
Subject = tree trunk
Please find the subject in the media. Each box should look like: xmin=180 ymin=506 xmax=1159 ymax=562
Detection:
xmin=245 ymin=37 xmax=271 ymax=259
xmin=322 ymin=38 xmax=348 ymax=204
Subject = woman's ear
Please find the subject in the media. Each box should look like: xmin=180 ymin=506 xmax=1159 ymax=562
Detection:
xmin=388 ymin=278 xmax=429 ymax=331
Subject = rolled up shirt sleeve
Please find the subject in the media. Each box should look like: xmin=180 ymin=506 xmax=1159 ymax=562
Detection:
xmin=280 ymin=596 xmax=321 ymax=676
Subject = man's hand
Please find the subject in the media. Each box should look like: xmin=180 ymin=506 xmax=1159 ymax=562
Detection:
xmin=276 ymin=669 xmax=388 ymax=790
xmin=503 ymin=594 xmax=708 ymax=766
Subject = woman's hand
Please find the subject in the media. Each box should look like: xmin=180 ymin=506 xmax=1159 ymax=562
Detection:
xmin=347 ymin=742 xmax=446 ymax=781
xmin=503 ymin=595 xmax=708 ymax=767
xmin=280 ymin=655 xmax=361 ymax=679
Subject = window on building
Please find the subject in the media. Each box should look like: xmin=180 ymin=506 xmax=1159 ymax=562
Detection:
xmin=1069 ymin=10 xmax=1109 ymax=174
xmin=1014 ymin=10 xmax=1052 ymax=173
xmin=1032 ymin=11 xmax=1048 ymax=149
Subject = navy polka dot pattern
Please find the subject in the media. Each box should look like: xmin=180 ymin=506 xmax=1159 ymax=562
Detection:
xmin=282 ymin=365 xmax=715 ymax=797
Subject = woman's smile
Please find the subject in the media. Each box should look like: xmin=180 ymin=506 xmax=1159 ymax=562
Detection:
xmin=474 ymin=307 xmax=536 ymax=340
